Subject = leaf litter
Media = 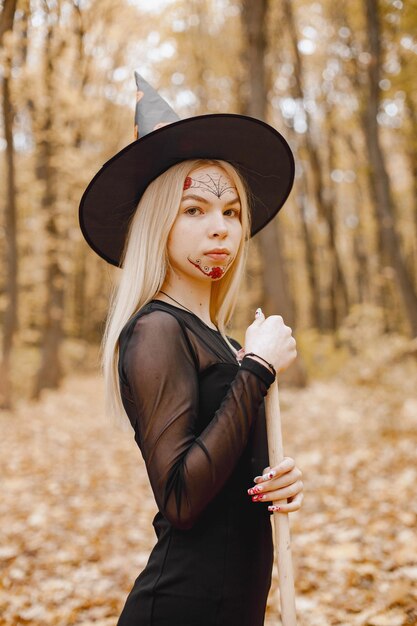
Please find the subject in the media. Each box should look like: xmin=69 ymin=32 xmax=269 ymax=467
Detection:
xmin=0 ymin=360 xmax=416 ymax=625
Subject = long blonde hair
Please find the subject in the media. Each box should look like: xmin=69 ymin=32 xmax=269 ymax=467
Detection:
xmin=101 ymin=158 xmax=253 ymax=430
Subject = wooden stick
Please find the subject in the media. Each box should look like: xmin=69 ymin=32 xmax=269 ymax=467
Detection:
xmin=264 ymin=378 xmax=297 ymax=625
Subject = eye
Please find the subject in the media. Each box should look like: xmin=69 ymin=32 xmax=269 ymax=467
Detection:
xmin=224 ymin=208 xmax=240 ymax=217
xmin=185 ymin=207 xmax=202 ymax=216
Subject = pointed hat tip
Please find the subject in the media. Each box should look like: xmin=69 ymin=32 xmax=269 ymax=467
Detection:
xmin=133 ymin=70 xmax=180 ymax=139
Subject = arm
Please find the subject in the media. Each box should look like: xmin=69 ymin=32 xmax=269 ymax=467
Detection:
xmin=120 ymin=310 xmax=276 ymax=530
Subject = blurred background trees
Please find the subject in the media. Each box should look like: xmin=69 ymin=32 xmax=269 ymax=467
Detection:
xmin=1 ymin=0 xmax=416 ymax=408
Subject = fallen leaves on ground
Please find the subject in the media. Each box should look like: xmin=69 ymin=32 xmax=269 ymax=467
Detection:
xmin=0 ymin=357 xmax=416 ymax=625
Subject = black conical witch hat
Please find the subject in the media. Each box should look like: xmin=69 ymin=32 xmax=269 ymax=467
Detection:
xmin=79 ymin=71 xmax=295 ymax=267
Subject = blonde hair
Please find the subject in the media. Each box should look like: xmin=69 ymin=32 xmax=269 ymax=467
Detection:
xmin=101 ymin=158 xmax=252 ymax=431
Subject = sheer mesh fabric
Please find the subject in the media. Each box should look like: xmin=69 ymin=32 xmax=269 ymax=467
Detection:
xmin=118 ymin=300 xmax=275 ymax=530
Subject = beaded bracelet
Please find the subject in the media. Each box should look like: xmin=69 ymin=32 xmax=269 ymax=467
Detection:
xmin=244 ymin=352 xmax=276 ymax=377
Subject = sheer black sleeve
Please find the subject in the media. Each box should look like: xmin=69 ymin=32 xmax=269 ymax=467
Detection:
xmin=119 ymin=310 xmax=276 ymax=530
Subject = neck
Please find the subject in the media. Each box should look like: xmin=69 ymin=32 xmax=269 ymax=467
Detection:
xmin=157 ymin=275 xmax=213 ymax=326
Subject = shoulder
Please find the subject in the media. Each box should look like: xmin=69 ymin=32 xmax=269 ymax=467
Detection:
xmin=119 ymin=305 xmax=198 ymax=366
xmin=119 ymin=305 xmax=184 ymax=347
xmin=134 ymin=306 xmax=186 ymax=333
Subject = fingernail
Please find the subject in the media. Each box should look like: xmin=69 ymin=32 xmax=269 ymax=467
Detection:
xmin=262 ymin=470 xmax=276 ymax=480
xmin=247 ymin=486 xmax=262 ymax=495
xmin=268 ymin=505 xmax=281 ymax=511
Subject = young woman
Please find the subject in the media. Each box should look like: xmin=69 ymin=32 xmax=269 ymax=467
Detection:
xmin=79 ymin=74 xmax=303 ymax=626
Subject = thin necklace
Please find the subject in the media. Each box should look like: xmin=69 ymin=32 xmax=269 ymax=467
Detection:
xmin=158 ymin=291 xmax=219 ymax=331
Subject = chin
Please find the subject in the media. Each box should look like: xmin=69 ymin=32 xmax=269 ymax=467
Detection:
xmin=188 ymin=256 xmax=229 ymax=280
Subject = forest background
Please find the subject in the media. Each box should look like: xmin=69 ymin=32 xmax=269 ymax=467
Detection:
xmin=1 ymin=0 xmax=417 ymax=625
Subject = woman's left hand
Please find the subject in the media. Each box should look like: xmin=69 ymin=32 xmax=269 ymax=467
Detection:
xmin=247 ymin=456 xmax=304 ymax=513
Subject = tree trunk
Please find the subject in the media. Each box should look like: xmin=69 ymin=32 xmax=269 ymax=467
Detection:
xmin=339 ymin=129 xmax=374 ymax=305
xmin=363 ymin=0 xmax=417 ymax=337
xmin=296 ymin=170 xmax=321 ymax=328
xmin=0 ymin=0 xmax=19 ymax=410
xmin=403 ymin=89 xmax=417 ymax=289
xmin=0 ymin=0 xmax=18 ymax=40
xmin=326 ymin=113 xmax=350 ymax=334
xmin=31 ymin=11 xmax=65 ymax=399
xmin=282 ymin=0 xmax=350 ymax=333
xmin=73 ymin=245 xmax=87 ymax=339
xmin=240 ymin=0 xmax=307 ymax=386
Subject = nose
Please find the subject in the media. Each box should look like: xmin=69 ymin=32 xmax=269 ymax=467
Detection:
xmin=209 ymin=211 xmax=229 ymax=237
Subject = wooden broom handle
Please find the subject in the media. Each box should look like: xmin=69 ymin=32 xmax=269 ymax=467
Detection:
xmin=264 ymin=378 xmax=298 ymax=625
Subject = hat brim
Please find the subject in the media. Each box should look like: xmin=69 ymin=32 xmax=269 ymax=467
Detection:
xmin=79 ymin=113 xmax=295 ymax=267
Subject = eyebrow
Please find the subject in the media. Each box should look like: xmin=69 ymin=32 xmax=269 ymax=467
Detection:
xmin=181 ymin=193 xmax=241 ymax=206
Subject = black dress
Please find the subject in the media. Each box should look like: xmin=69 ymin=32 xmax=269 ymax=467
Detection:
xmin=116 ymin=299 xmax=276 ymax=626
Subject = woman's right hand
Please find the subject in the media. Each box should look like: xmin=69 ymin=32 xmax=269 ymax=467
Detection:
xmin=244 ymin=308 xmax=297 ymax=374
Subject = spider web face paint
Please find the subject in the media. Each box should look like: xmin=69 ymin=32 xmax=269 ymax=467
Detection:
xmin=183 ymin=172 xmax=236 ymax=198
